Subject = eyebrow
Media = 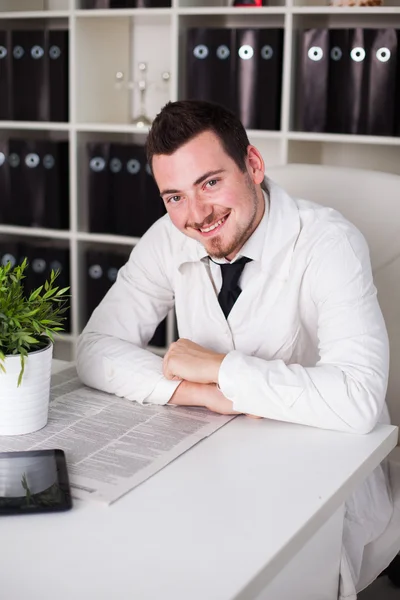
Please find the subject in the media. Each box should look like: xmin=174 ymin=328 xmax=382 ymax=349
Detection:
xmin=160 ymin=169 xmax=226 ymax=197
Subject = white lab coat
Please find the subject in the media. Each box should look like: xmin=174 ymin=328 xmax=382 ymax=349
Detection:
xmin=77 ymin=182 xmax=395 ymax=597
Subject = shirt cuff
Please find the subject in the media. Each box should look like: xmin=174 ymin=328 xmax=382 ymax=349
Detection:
xmin=218 ymin=351 xmax=242 ymax=404
xmin=143 ymin=377 xmax=182 ymax=405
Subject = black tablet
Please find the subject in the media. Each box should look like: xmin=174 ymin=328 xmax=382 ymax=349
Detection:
xmin=0 ymin=449 xmax=72 ymax=516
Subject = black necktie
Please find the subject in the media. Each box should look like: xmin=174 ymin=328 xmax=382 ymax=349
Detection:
xmin=217 ymin=257 xmax=252 ymax=319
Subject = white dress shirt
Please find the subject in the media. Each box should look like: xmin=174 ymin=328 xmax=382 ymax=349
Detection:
xmin=77 ymin=181 xmax=393 ymax=597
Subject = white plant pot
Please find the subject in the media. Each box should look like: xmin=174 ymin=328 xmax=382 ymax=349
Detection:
xmin=0 ymin=343 xmax=53 ymax=436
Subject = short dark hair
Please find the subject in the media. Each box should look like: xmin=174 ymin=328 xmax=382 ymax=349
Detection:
xmin=146 ymin=100 xmax=268 ymax=195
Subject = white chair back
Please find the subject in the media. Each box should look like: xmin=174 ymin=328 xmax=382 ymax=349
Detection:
xmin=266 ymin=164 xmax=400 ymax=431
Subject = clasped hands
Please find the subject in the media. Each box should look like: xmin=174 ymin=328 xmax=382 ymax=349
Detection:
xmin=163 ymin=338 xmax=261 ymax=418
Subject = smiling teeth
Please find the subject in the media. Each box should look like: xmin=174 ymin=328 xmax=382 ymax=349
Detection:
xmin=200 ymin=217 xmax=226 ymax=233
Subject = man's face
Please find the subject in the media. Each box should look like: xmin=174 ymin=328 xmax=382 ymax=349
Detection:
xmin=152 ymin=131 xmax=265 ymax=260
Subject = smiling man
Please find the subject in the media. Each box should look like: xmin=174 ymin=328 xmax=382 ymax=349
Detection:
xmin=77 ymin=100 xmax=395 ymax=598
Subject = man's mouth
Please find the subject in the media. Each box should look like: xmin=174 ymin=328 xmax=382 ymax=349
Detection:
xmin=198 ymin=214 xmax=230 ymax=237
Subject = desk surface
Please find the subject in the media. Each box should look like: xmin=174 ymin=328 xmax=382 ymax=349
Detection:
xmin=0 ymin=362 xmax=398 ymax=600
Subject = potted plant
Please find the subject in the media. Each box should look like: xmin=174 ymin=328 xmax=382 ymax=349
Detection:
xmin=0 ymin=258 xmax=69 ymax=436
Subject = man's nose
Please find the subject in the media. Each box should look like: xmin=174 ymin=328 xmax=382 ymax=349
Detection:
xmin=188 ymin=195 xmax=212 ymax=226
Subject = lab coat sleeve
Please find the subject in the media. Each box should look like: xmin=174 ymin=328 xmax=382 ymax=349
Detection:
xmin=218 ymin=230 xmax=390 ymax=434
xmin=76 ymin=220 xmax=180 ymax=405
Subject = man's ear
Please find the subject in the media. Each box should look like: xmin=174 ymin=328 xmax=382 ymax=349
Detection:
xmin=246 ymin=145 xmax=265 ymax=185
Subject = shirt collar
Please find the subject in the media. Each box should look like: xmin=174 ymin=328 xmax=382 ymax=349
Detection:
xmin=174 ymin=180 xmax=301 ymax=281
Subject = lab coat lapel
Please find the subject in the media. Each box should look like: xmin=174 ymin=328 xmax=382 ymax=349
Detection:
xmin=228 ymin=183 xmax=302 ymax=359
xmin=174 ymin=239 xmax=235 ymax=353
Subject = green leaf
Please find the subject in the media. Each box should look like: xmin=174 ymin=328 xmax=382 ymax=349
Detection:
xmin=0 ymin=259 xmax=70 ymax=384
xmin=29 ymin=287 xmax=43 ymax=302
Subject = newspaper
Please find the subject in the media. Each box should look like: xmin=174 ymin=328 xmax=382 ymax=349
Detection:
xmin=0 ymin=367 xmax=236 ymax=505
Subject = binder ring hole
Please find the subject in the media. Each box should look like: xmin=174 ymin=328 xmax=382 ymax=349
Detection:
xmin=32 ymin=259 xmax=46 ymax=274
xmin=107 ymin=268 xmax=118 ymax=282
xmin=1 ymin=254 xmax=16 ymax=267
xmin=261 ymin=45 xmax=273 ymax=60
xmin=193 ymin=44 xmax=208 ymax=59
xmin=9 ymin=153 xmax=20 ymax=168
xmin=31 ymin=45 xmax=44 ymax=59
xmin=25 ymin=153 xmax=40 ymax=168
xmin=13 ymin=46 xmax=24 ymax=59
xmin=110 ymin=158 xmax=122 ymax=173
xmin=89 ymin=265 xmax=103 ymax=279
xmin=0 ymin=46 xmax=7 ymax=59
xmin=308 ymin=46 xmax=323 ymax=61
xmin=0 ymin=152 xmax=5 ymax=166
xmin=350 ymin=47 xmax=365 ymax=62
xmin=50 ymin=260 xmax=62 ymax=272
xmin=49 ymin=45 xmax=61 ymax=60
xmin=43 ymin=154 xmax=55 ymax=169
xmin=127 ymin=159 xmax=141 ymax=175
xmin=330 ymin=46 xmax=342 ymax=61
xmin=238 ymin=45 xmax=254 ymax=60
xmin=90 ymin=157 xmax=106 ymax=172
xmin=216 ymin=45 xmax=230 ymax=60
xmin=376 ymin=47 xmax=391 ymax=62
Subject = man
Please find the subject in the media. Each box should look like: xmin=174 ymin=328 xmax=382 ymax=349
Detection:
xmin=77 ymin=100 xmax=395 ymax=598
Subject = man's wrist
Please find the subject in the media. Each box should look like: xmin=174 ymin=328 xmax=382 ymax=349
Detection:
xmin=168 ymin=380 xmax=207 ymax=407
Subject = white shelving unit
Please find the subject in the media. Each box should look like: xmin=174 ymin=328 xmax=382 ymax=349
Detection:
xmin=1 ymin=0 xmax=399 ymax=361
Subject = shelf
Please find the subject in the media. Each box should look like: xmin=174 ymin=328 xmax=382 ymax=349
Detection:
xmin=74 ymin=8 xmax=171 ymax=17
xmin=247 ymin=130 xmax=284 ymax=139
xmin=56 ymin=333 xmax=77 ymax=343
xmin=0 ymin=226 xmax=71 ymax=240
xmin=76 ymin=123 xmax=150 ymax=134
xmin=177 ymin=6 xmax=288 ymax=15
xmin=0 ymin=121 xmax=70 ymax=131
xmin=77 ymin=232 xmax=141 ymax=246
xmin=288 ymin=132 xmax=400 ymax=146
xmin=292 ymin=5 xmax=400 ymax=13
xmin=0 ymin=10 xmax=70 ymax=19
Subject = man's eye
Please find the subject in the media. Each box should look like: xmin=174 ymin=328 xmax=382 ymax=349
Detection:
xmin=207 ymin=179 xmax=218 ymax=188
xmin=168 ymin=195 xmax=181 ymax=204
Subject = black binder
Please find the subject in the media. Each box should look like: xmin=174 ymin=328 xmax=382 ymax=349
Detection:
xmin=396 ymin=29 xmax=400 ymax=136
xmin=48 ymin=30 xmax=69 ymax=122
xmin=0 ymin=31 xmax=12 ymax=120
xmin=346 ymin=28 xmax=369 ymax=135
xmin=149 ymin=319 xmax=167 ymax=348
xmin=134 ymin=0 xmax=171 ymax=6
xmin=41 ymin=141 xmax=69 ymax=229
xmin=110 ymin=143 xmax=147 ymax=237
xmin=327 ymin=29 xmax=352 ymax=134
xmin=11 ymin=30 xmax=48 ymax=121
xmin=186 ymin=28 xmax=237 ymax=114
xmin=365 ymin=28 xmax=397 ymax=136
xmin=8 ymin=139 xmax=41 ymax=227
xmin=84 ymin=248 xmax=167 ymax=347
xmin=83 ymin=0 xmax=171 ymax=6
xmin=22 ymin=242 xmax=71 ymax=332
xmin=298 ymin=29 xmax=329 ymax=132
xmin=0 ymin=139 xmax=10 ymax=224
xmin=87 ymin=143 xmax=111 ymax=234
xmin=7 ymin=139 xmax=69 ymax=229
xmin=0 ymin=239 xmax=21 ymax=269
xmin=85 ymin=250 xmax=128 ymax=322
xmin=141 ymin=160 xmax=165 ymax=234
xmin=110 ymin=144 xmax=165 ymax=237
xmin=236 ymin=28 xmax=283 ymax=130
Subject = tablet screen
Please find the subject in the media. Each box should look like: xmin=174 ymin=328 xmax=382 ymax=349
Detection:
xmin=0 ymin=449 xmax=72 ymax=515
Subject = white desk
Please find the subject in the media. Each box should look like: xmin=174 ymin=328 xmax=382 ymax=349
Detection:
xmin=0 ymin=363 xmax=398 ymax=600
